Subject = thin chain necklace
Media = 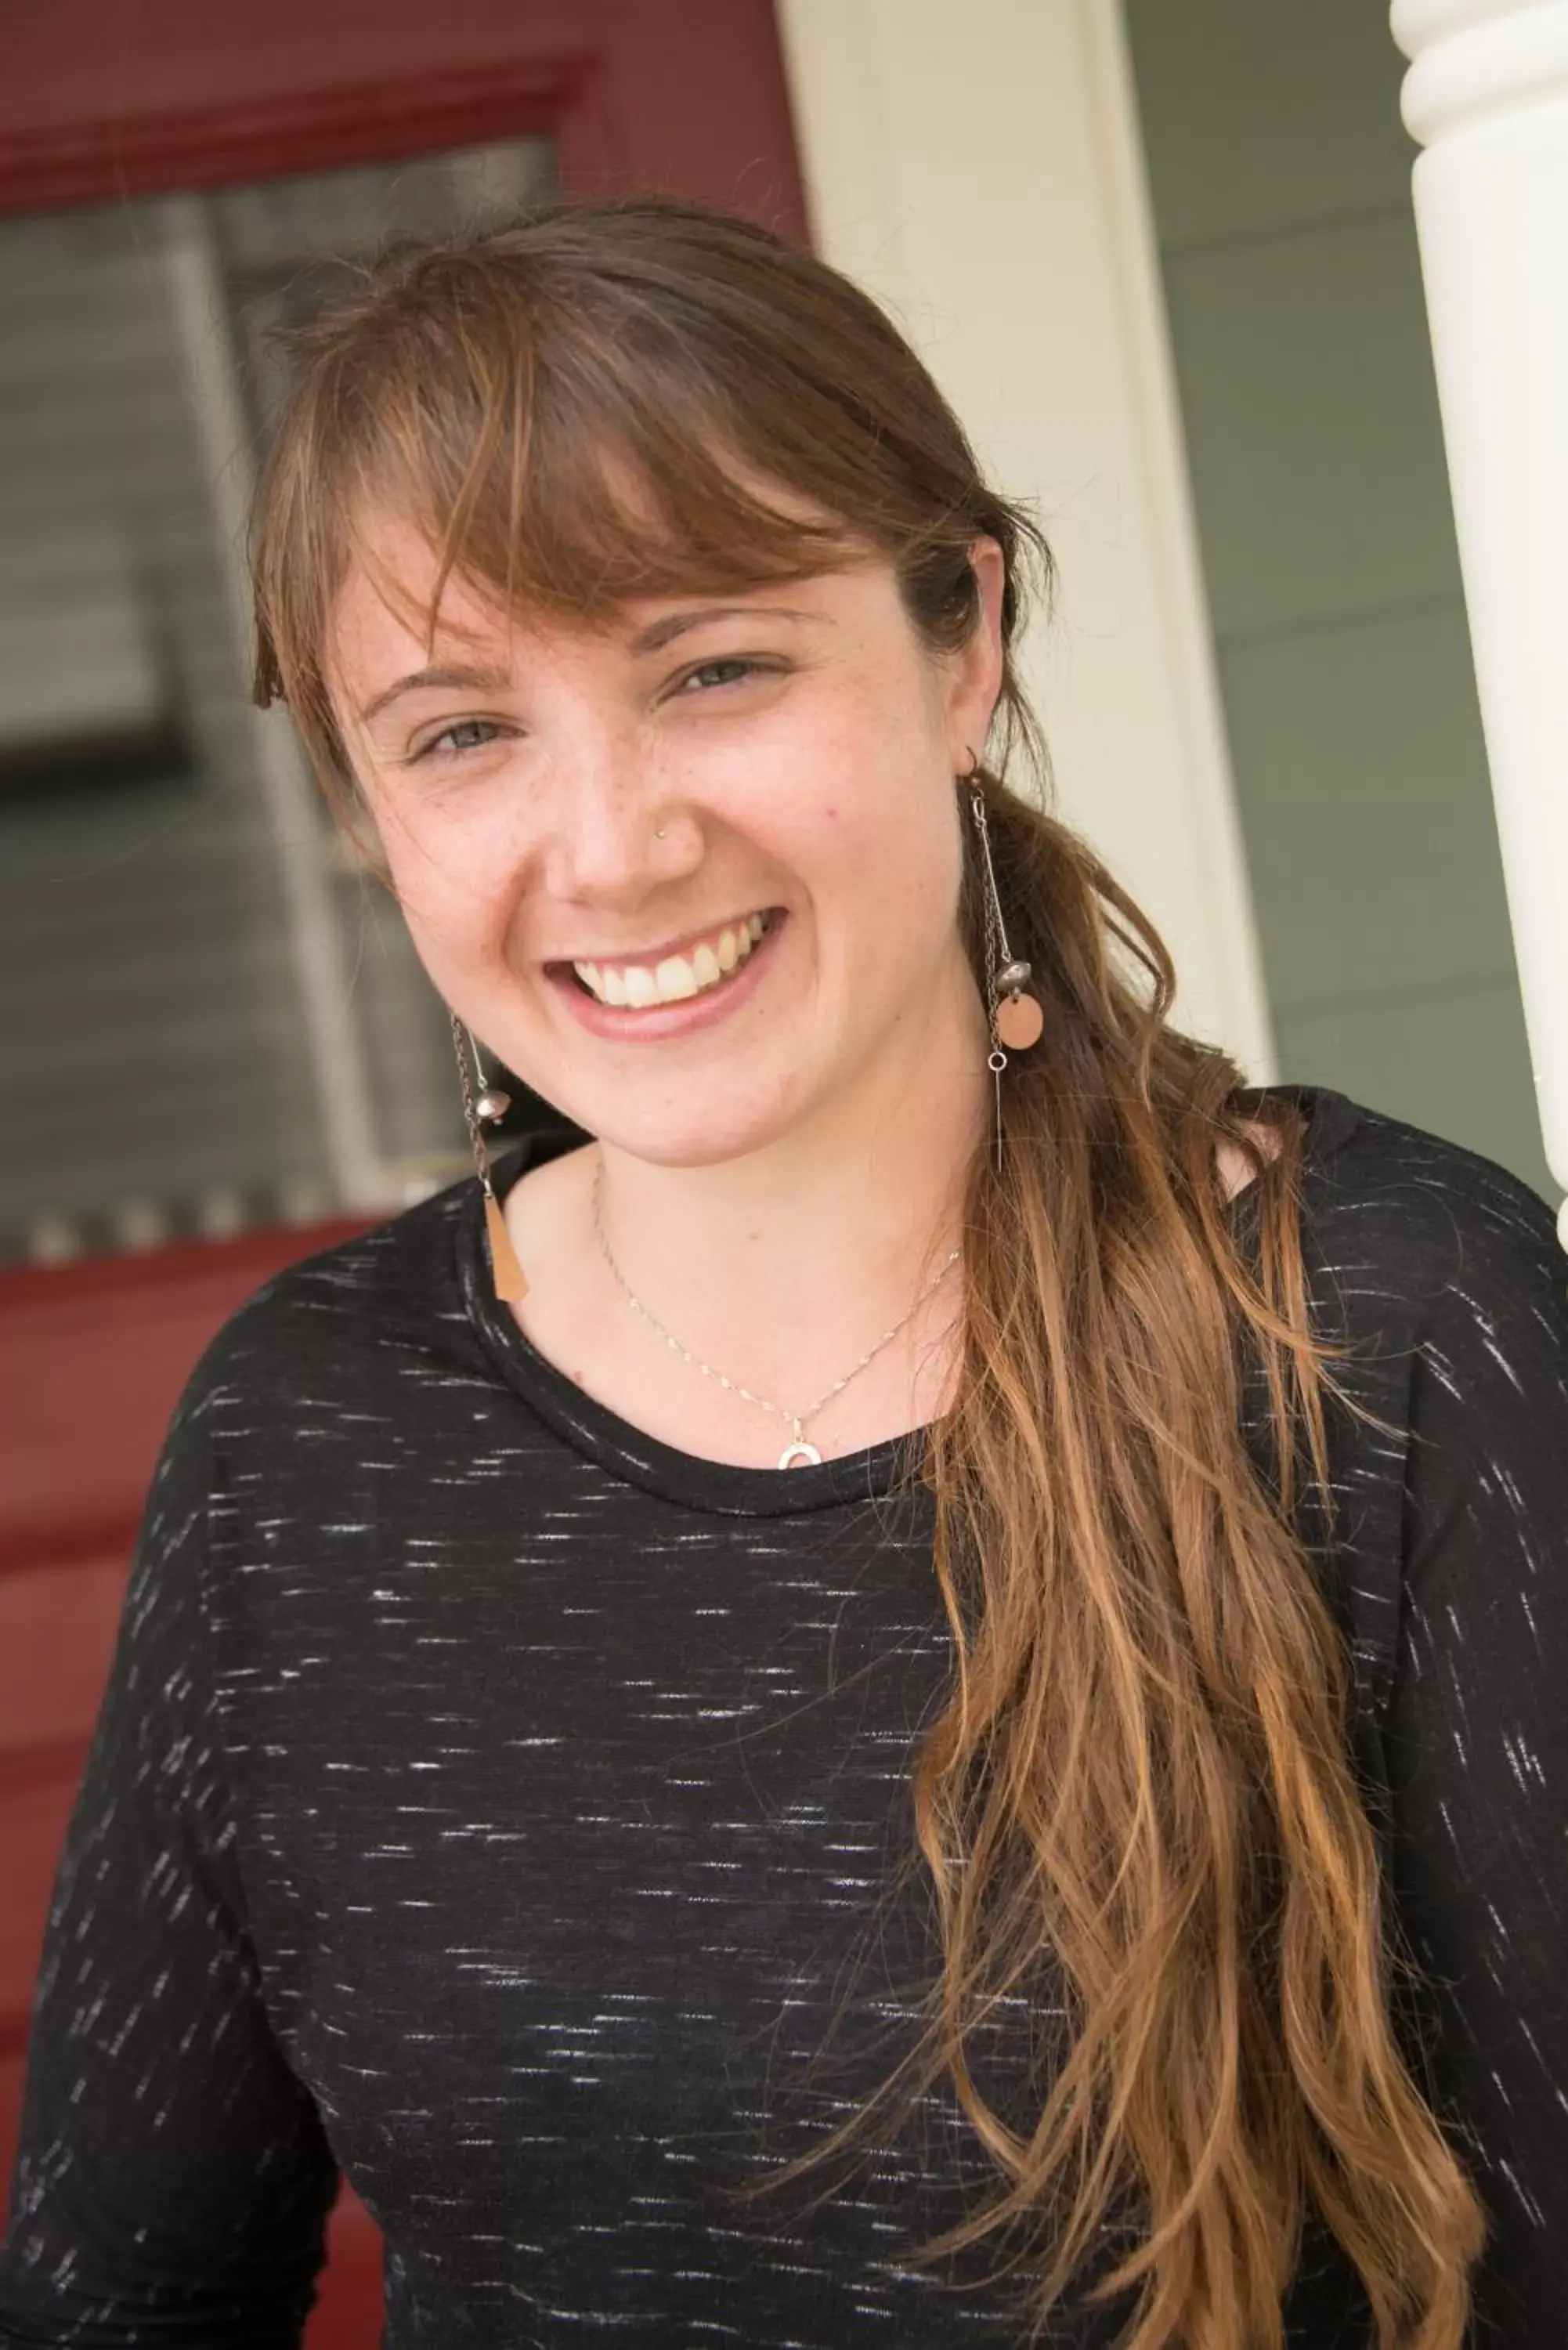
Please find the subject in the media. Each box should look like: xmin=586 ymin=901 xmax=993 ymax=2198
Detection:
xmin=590 ymin=1157 xmax=963 ymax=1470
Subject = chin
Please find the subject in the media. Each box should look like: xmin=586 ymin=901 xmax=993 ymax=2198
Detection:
xmin=570 ymin=1078 xmax=818 ymax=1171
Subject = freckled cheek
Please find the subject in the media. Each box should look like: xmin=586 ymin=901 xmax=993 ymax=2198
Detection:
xmin=787 ymin=728 xmax=953 ymax=886
xmin=763 ymin=699 xmax=901 ymax=832
xmin=372 ymin=811 xmax=529 ymax=982
xmin=772 ymin=793 xmax=956 ymax=1000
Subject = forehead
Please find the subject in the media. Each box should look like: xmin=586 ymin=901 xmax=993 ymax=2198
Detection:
xmin=327 ymin=508 xmax=508 ymax=674
xmin=326 ymin=501 xmax=892 ymax=698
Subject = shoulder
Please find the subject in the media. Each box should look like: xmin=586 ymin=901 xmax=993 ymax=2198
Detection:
xmin=1288 ymin=1090 xmax=1568 ymax=1401
xmin=172 ymin=1174 xmax=486 ymax=1442
xmin=1274 ymin=1093 xmax=1567 ymax=1726
xmin=1289 ymin=1086 xmax=1565 ymax=1356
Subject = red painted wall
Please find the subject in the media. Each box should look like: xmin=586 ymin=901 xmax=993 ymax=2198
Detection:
xmin=0 ymin=7 xmax=805 ymax=2336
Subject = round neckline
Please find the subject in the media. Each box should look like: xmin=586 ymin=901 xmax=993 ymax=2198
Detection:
xmin=457 ymin=1084 xmax=1351 ymax=1520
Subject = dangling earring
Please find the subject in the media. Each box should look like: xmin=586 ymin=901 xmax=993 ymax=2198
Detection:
xmin=450 ymin=1011 xmax=529 ymax=1300
xmin=963 ymin=759 xmax=1044 ymax=1172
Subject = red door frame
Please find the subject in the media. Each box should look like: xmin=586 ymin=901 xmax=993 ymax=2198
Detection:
xmin=0 ymin=5 xmax=807 ymax=2336
xmin=0 ymin=0 xmax=807 ymax=236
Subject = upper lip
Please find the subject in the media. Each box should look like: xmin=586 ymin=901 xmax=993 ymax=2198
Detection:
xmin=544 ymin=908 xmax=774 ymax=968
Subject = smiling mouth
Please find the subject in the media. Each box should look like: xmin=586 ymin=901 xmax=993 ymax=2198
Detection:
xmin=562 ymin=909 xmax=776 ymax=1007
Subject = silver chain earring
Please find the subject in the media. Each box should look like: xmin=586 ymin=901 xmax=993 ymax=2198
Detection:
xmin=965 ymin=762 xmax=1044 ymax=1171
xmin=450 ymin=1012 xmax=529 ymax=1300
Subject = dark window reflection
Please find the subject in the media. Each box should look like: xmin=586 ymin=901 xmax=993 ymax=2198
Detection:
xmin=0 ymin=139 xmax=555 ymax=1265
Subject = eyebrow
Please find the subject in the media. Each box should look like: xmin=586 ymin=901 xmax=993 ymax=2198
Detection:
xmin=358 ymin=663 xmax=513 ymax=725
xmin=624 ymin=603 xmax=819 ymax=653
xmin=356 ymin=606 xmax=819 ymax=725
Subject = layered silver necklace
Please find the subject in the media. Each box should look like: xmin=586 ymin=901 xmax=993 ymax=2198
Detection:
xmin=590 ymin=1158 xmax=962 ymax=1469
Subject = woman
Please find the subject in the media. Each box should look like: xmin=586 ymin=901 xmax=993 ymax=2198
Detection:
xmin=1 ymin=197 xmax=1563 ymax=2350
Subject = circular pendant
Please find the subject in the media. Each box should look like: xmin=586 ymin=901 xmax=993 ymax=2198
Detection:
xmin=778 ymin=1439 xmax=823 ymax=1470
xmin=995 ymin=991 xmax=1044 ymax=1050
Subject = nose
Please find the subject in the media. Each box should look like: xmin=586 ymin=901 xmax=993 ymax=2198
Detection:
xmin=534 ymin=736 xmax=702 ymax=908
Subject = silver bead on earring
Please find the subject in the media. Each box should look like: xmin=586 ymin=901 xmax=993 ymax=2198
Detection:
xmin=450 ymin=1012 xmax=527 ymax=1301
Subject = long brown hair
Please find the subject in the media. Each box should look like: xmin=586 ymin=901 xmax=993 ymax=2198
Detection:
xmin=249 ymin=195 xmax=1486 ymax=2346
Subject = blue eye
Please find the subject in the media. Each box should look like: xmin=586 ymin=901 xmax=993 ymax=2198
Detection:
xmin=417 ymin=718 xmax=504 ymax=760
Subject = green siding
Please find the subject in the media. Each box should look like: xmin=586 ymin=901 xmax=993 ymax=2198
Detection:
xmin=1216 ymin=605 xmax=1513 ymax=1004
xmin=1125 ymin=0 xmax=1552 ymax=1198
xmin=1165 ymin=216 xmax=1460 ymax=634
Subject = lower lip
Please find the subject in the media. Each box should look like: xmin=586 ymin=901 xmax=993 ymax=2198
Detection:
xmin=545 ymin=915 xmax=785 ymax=1041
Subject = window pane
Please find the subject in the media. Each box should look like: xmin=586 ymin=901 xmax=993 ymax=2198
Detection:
xmin=0 ymin=136 xmax=555 ymax=1264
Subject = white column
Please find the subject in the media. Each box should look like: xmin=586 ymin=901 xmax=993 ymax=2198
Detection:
xmin=1392 ymin=0 xmax=1568 ymax=1245
xmin=775 ymin=0 xmax=1277 ymax=1086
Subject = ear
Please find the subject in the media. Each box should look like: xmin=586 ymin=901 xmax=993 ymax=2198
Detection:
xmin=945 ymin=536 xmax=1008 ymax=769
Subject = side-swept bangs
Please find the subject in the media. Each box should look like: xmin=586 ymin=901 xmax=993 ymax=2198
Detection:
xmin=250 ymin=197 xmax=1044 ymax=804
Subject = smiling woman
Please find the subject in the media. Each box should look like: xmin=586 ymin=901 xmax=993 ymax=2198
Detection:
xmin=3 ymin=197 xmax=1565 ymax=2350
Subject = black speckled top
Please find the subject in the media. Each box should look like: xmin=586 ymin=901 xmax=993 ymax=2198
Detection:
xmin=2 ymin=1086 xmax=1566 ymax=2348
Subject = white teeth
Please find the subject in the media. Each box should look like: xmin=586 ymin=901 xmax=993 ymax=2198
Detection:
xmin=571 ymin=912 xmax=770 ymax=1007
xmin=654 ymin=955 xmax=699 ymax=1000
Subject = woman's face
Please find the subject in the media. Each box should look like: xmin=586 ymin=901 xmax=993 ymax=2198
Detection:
xmin=327 ymin=506 xmax=1005 ymax=1167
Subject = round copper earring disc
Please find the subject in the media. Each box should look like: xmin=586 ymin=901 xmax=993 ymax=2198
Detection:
xmin=995 ymin=992 xmax=1044 ymax=1050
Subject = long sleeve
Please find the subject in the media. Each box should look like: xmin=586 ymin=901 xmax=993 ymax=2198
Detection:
xmin=1378 ymin=1169 xmax=1568 ymax=2344
xmin=0 ymin=1379 xmax=339 ymax=2347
